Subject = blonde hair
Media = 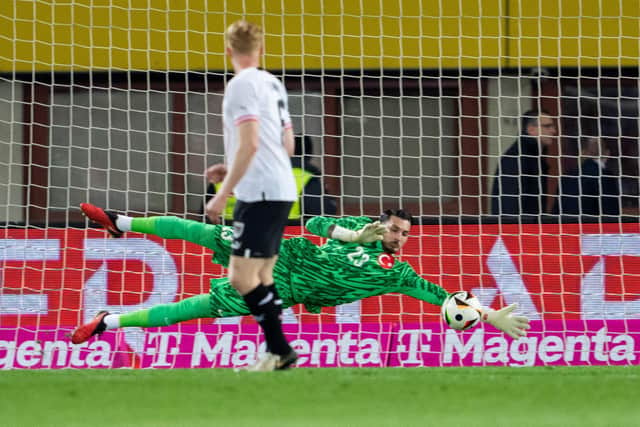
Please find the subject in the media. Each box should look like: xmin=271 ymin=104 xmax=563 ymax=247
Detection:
xmin=225 ymin=20 xmax=263 ymax=54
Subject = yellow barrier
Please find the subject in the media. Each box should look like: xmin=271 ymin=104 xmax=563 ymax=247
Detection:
xmin=0 ymin=0 xmax=637 ymax=72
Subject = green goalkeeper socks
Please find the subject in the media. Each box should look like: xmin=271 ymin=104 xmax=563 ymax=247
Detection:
xmin=130 ymin=216 xmax=206 ymax=242
xmin=119 ymin=294 xmax=213 ymax=328
xmin=118 ymin=309 xmax=150 ymax=328
xmin=130 ymin=217 xmax=158 ymax=236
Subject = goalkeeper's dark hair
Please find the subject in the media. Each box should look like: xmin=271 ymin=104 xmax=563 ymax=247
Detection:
xmin=380 ymin=209 xmax=413 ymax=224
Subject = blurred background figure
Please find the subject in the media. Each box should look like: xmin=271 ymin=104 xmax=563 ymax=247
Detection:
xmin=204 ymin=135 xmax=336 ymax=222
xmin=491 ymin=109 xmax=557 ymax=219
xmin=553 ymin=136 xmax=621 ymax=220
xmin=290 ymin=135 xmax=337 ymax=219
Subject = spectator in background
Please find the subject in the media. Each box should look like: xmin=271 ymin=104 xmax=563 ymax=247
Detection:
xmin=290 ymin=135 xmax=337 ymax=219
xmin=205 ymin=135 xmax=336 ymax=222
xmin=491 ymin=109 xmax=557 ymax=219
xmin=553 ymin=136 xmax=621 ymax=220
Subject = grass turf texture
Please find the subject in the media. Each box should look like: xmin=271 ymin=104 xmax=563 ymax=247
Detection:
xmin=1 ymin=366 xmax=638 ymax=427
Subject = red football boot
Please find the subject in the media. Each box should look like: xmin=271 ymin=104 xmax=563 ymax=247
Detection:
xmin=70 ymin=311 xmax=110 ymax=344
xmin=80 ymin=203 xmax=123 ymax=238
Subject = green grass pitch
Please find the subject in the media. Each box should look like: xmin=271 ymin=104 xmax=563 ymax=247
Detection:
xmin=1 ymin=366 xmax=639 ymax=427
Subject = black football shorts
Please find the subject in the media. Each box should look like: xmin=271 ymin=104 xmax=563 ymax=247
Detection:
xmin=231 ymin=200 xmax=293 ymax=258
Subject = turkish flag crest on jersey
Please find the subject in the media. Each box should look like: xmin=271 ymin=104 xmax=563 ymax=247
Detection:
xmin=377 ymin=253 xmax=395 ymax=269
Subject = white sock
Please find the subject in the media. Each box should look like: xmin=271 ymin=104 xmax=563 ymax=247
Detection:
xmin=115 ymin=215 xmax=133 ymax=232
xmin=103 ymin=314 xmax=120 ymax=330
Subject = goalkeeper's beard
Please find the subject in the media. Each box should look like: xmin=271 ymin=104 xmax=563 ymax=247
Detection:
xmin=383 ymin=240 xmax=401 ymax=253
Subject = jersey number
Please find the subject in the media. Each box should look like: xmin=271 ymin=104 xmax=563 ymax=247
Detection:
xmin=277 ymin=99 xmax=285 ymax=127
xmin=347 ymin=246 xmax=370 ymax=267
xmin=272 ymin=83 xmax=286 ymax=127
xmin=220 ymin=227 xmax=233 ymax=242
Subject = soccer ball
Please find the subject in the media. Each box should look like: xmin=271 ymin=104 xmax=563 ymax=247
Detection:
xmin=441 ymin=291 xmax=482 ymax=331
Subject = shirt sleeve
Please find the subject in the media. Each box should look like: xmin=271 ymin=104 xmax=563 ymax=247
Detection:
xmin=305 ymin=216 xmax=372 ymax=237
xmin=227 ymin=79 xmax=260 ymax=126
xmin=396 ymin=265 xmax=450 ymax=306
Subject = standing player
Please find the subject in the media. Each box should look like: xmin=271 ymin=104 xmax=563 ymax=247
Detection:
xmin=204 ymin=20 xmax=298 ymax=371
xmin=72 ymin=203 xmax=530 ymax=351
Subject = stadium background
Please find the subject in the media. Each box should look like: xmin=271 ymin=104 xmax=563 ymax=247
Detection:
xmin=1 ymin=0 xmax=640 ymax=369
xmin=1 ymin=0 xmax=638 ymax=223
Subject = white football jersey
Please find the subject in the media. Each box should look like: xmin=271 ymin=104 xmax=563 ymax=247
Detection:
xmin=222 ymin=67 xmax=297 ymax=202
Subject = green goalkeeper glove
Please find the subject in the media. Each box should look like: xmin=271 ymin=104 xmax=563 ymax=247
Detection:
xmin=481 ymin=304 xmax=530 ymax=340
xmin=330 ymin=221 xmax=388 ymax=244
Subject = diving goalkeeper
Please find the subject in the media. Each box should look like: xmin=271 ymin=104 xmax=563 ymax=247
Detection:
xmin=71 ymin=204 xmax=529 ymax=345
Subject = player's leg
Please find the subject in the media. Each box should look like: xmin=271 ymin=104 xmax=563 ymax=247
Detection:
xmin=129 ymin=216 xmax=217 ymax=244
xmin=80 ymin=203 xmax=227 ymax=251
xmin=70 ymin=275 xmax=257 ymax=345
xmin=70 ymin=294 xmax=213 ymax=344
xmin=246 ymin=255 xmax=297 ymax=370
xmin=229 ymin=256 xmax=290 ymax=354
xmin=230 ymin=200 xmax=296 ymax=370
xmin=258 ymin=256 xmax=278 ymax=290
xmin=258 ymin=256 xmax=284 ymax=329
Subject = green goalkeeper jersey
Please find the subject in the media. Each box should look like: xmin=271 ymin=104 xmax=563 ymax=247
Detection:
xmin=131 ymin=216 xmax=449 ymax=316
xmin=278 ymin=216 xmax=449 ymax=313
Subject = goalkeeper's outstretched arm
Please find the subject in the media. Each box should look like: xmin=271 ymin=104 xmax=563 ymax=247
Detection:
xmin=306 ymin=215 xmax=387 ymax=243
xmin=396 ymin=269 xmax=450 ymax=306
xmin=398 ymin=269 xmax=530 ymax=340
xmin=479 ymin=304 xmax=530 ymax=340
xmin=461 ymin=292 xmax=530 ymax=339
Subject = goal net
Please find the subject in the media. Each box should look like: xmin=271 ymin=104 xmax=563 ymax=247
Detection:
xmin=1 ymin=0 xmax=639 ymax=369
